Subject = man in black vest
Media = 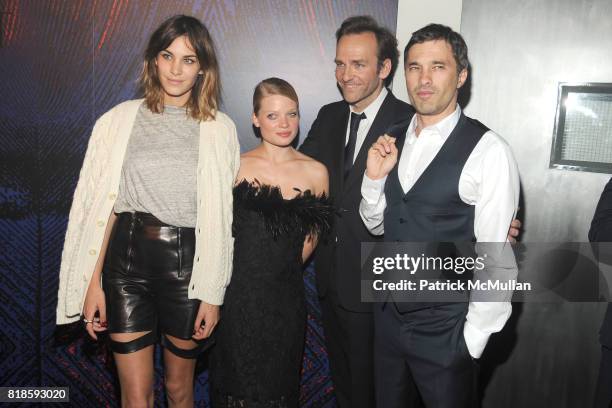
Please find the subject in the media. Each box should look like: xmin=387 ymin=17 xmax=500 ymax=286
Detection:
xmin=360 ymin=24 xmax=520 ymax=407
xmin=299 ymin=16 xmax=415 ymax=407
xmin=588 ymin=178 xmax=612 ymax=408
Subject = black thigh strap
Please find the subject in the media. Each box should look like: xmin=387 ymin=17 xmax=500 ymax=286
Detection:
xmin=109 ymin=331 xmax=158 ymax=354
xmin=161 ymin=334 xmax=215 ymax=359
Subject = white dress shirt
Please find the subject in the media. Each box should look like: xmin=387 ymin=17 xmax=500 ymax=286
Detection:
xmin=359 ymin=105 xmax=520 ymax=358
xmin=346 ymin=87 xmax=388 ymax=164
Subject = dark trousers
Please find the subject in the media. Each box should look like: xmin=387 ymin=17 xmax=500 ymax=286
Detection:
xmin=375 ymin=302 xmax=478 ymax=408
xmin=594 ymin=345 xmax=612 ymax=408
xmin=319 ymin=294 xmax=375 ymax=408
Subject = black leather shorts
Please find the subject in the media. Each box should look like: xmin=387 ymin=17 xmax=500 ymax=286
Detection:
xmin=102 ymin=212 xmax=200 ymax=341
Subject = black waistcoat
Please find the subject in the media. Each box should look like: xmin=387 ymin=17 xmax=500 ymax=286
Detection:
xmin=383 ymin=114 xmax=489 ymax=312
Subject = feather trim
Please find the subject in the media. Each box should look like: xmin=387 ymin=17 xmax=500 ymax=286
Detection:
xmin=233 ymin=179 xmax=334 ymax=240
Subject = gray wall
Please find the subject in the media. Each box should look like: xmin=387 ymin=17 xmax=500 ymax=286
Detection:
xmin=461 ymin=0 xmax=612 ymax=406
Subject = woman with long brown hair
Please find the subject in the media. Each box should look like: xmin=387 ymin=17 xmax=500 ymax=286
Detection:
xmin=56 ymin=15 xmax=238 ymax=407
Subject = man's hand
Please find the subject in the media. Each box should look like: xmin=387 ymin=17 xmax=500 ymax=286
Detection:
xmin=507 ymin=218 xmax=521 ymax=243
xmin=192 ymin=302 xmax=220 ymax=340
xmin=366 ymin=134 xmax=398 ymax=180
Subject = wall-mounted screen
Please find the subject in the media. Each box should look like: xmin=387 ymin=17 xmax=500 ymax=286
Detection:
xmin=550 ymin=82 xmax=612 ymax=173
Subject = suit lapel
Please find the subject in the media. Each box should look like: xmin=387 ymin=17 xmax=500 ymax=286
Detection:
xmin=330 ymin=103 xmax=350 ymax=195
xmin=343 ymin=93 xmax=398 ymax=192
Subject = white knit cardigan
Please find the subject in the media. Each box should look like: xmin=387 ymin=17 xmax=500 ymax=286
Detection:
xmin=56 ymin=99 xmax=240 ymax=324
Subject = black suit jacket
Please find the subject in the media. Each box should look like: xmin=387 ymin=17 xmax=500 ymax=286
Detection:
xmin=589 ymin=178 xmax=612 ymax=348
xmin=300 ymin=91 xmax=414 ymax=311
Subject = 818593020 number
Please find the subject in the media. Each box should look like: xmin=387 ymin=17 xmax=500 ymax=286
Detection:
xmin=0 ymin=387 xmax=69 ymax=402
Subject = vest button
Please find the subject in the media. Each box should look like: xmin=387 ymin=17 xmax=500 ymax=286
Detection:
xmin=399 ymin=218 xmax=405 ymax=224
xmin=402 ymin=197 xmax=408 ymax=203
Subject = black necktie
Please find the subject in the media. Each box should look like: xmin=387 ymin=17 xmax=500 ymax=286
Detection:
xmin=344 ymin=112 xmax=366 ymax=180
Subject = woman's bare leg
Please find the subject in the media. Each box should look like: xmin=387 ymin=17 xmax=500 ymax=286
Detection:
xmin=111 ymin=331 xmax=155 ymax=408
xmin=162 ymin=335 xmax=199 ymax=408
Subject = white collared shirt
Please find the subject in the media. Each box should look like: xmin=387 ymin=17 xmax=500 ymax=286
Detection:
xmin=359 ymin=105 xmax=520 ymax=358
xmin=346 ymin=87 xmax=388 ymax=163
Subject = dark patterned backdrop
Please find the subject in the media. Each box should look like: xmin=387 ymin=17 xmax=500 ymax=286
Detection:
xmin=0 ymin=0 xmax=397 ymax=406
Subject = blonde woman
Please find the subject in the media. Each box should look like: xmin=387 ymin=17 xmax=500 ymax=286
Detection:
xmin=211 ymin=78 xmax=332 ymax=407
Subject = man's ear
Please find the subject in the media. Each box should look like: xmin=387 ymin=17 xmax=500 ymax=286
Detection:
xmin=379 ymin=58 xmax=392 ymax=81
xmin=457 ymin=68 xmax=468 ymax=89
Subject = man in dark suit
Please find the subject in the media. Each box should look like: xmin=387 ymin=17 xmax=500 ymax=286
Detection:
xmin=362 ymin=24 xmax=520 ymax=407
xmin=589 ymin=178 xmax=612 ymax=408
xmin=299 ymin=16 xmax=414 ymax=407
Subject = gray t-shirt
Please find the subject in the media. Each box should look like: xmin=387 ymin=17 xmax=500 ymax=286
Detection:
xmin=114 ymin=103 xmax=199 ymax=227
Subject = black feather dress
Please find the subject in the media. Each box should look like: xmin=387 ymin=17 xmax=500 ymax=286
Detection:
xmin=210 ymin=180 xmax=333 ymax=407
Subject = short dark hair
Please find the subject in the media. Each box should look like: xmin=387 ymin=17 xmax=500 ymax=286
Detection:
xmin=335 ymin=15 xmax=399 ymax=87
xmin=404 ymin=24 xmax=469 ymax=74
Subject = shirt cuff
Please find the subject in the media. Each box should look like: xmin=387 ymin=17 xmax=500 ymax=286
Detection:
xmin=361 ymin=173 xmax=387 ymax=204
xmin=463 ymin=319 xmax=491 ymax=359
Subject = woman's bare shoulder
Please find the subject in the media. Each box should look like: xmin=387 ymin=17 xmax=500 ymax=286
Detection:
xmin=294 ymin=150 xmax=326 ymax=172
xmin=293 ymin=153 xmax=328 ymax=195
xmin=241 ymin=148 xmax=262 ymax=159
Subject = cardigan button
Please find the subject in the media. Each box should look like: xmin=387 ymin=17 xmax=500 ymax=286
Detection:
xmin=97 ymin=220 xmax=105 ymax=227
xmin=89 ymin=249 xmax=97 ymax=255
xmin=108 ymin=193 xmax=117 ymax=200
